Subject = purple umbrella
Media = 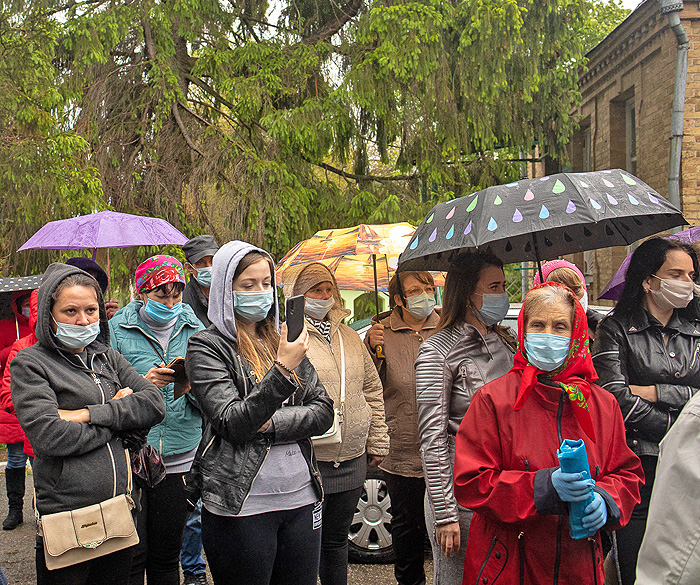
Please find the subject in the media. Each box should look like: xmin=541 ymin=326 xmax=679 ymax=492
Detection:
xmin=18 ymin=210 xmax=187 ymax=252
xmin=598 ymin=226 xmax=700 ymax=300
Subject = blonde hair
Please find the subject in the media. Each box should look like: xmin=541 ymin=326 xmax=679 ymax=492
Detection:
xmin=523 ymin=285 xmax=575 ymax=326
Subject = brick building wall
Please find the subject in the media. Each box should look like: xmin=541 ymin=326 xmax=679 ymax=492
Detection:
xmin=567 ymin=0 xmax=700 ymax=301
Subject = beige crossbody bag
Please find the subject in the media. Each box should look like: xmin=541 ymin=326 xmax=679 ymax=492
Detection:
xmin=37 ymin=449 xmax=139 ymax=571
xmin=312 ymin=332 xmax=345 ymax=446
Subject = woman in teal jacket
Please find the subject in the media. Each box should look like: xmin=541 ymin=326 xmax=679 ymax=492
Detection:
xmin=110 ymin=255 xmax=204 ymax=585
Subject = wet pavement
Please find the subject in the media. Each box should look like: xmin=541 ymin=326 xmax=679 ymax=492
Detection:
xmin=0 ymin=471 xmax=433 ymax=585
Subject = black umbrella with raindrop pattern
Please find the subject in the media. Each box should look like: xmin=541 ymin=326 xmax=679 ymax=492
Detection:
xmin=397 ymin=170 xmax=686 ymax=273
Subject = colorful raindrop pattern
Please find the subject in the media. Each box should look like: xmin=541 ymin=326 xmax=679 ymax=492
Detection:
xmin=408 ymin=173 xmax=666 ymax=249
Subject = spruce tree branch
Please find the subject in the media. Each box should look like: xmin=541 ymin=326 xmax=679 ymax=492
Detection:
xmin=44 ymin=0 xmax=107 ymax=17
xmin=171 ymin=101 xmax=220 ymax=241
xmin=302 ymin=0 xmax=363 ymax=45
xmin=307 ymin=158 xmax=420 ymax=183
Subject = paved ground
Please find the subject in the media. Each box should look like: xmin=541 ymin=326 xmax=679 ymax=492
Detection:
xmin=0 ymin=471 xmax=433 ymax=585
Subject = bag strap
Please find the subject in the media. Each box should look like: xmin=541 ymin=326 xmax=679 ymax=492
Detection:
xmin=338 ymin=331 xmax=345 ymax=406
xmin=124 ymin=448 xmax=132 ymax=496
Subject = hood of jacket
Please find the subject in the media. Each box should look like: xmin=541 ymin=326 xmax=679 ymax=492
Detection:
xmin=10 ymin=290 xmax=31 ymax=327
xmin=208 ymin=241 xmax=279 ymax=342
xmin=36 ymin=262 xmax=110 ymax=352
xmin=281 ymin=263 xmax=350 ymax=331
xmin=28 ymin=289 xmax=38 ymax=332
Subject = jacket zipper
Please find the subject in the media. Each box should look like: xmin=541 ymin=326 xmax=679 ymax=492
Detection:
xmin=79 ymin=353 xmax=119 ymax=496
xmin=690 ymin=342 xmax=700 ymax=370
xmin=518 ymin=531 xmax=525 ymax=585
xmin=553 ymin=391 xmax=565 ymax=585
xmin=589 ymin=538 xmax=599 ymax=585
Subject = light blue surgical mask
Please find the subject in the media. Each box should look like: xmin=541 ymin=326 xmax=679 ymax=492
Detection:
xmin=52 ymin=317 xmax=101 ymax=350
xmin=406 ymin=292 xmax=436 ymax=320
xmin=195 ymin=267 xmax=212 ymax=289
xmin=476 ymin=292 xmax=510 ymax=326
xmin=144 ymin=299 xmax=183 ymax=324
xmin=234 ymin=290 xmax=274 ymax=323
xmin=525 ymin=333 xmax=571 ymax=372
xmin=305 ymin=297 xmax=335 ymax=321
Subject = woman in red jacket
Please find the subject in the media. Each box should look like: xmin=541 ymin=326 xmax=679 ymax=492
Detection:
xmin=0 ymin=290 xmax=36 ymax=530
xmin=453 ymin=282 xmax=643 ymax=585
xmin=0 ymin=291 xmax=33 ymax=371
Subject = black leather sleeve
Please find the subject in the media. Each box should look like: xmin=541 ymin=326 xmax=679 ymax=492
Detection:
xmin=269 ymin=357 xmax=334 ymax=443
xmin=186 ymin=330 xmax=296 ymax=445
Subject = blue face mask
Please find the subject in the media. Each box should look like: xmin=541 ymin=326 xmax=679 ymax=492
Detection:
xmin=195 ymin=267 xmax=212 ymax=289
xmin=406 ymin=292 xmax=436 ymax=320
xmin=525 ymin=333 xmax=571 ymax=372
xmin=144 ymin=299 xmax=183 ymax=324
xmin=476 ymin=292 xmax=510 ymax=326
xmin=234 ymin=290 xmax=274 ymax=323
xmin=53 ymin=317 xmax=101 ymax=350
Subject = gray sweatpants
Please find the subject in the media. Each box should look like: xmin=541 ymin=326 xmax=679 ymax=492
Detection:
xmin=424 ymin=490 xmax=472 ymax=585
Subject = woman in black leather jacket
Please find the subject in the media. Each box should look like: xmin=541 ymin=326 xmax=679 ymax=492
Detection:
xmin=592 ymin=237 xmax=700 ymax=585
xmin=185 ymin=241 xmax=334 ymax=585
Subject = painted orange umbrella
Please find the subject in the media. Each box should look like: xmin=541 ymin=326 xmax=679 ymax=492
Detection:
xmin=277 ymin=223 xmax=444 ymax=292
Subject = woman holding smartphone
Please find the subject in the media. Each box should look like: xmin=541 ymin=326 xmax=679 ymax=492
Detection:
xmin=109 ymin=255 xmax=204 ymax=585
xmin=186 ymin=241 xmax=334 ymax=585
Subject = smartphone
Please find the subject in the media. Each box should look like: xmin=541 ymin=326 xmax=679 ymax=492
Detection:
xmin=285 ymin=295 xmax=306 ymax=342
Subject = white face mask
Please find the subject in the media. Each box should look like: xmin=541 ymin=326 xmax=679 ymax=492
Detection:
xmin=304 ymin=297 xmax=335 ymax=321
xmin=649 ymin=276 xmax=694 ymax=311
xmin=579 ymin=291 xmax=588 ymax=313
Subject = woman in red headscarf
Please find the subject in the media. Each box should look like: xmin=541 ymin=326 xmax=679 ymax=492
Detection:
xmin=453 ymin=282 xmax=643 ymax=585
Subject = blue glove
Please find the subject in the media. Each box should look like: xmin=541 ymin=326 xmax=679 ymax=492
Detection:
xmin=551 ymin=468 xmax=595 ymax=502
xmin=582 ymin=492 xmax=607 ymax=534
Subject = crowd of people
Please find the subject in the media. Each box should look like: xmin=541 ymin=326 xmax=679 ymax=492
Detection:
xmin=0 ymin=234 xmax=698 ymax=585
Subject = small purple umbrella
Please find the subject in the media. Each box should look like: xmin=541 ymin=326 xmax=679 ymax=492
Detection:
xmin=18 ymin=211 xmax=187 ymax=252
xmin=598 ymin=226 xmax=700 ymax=300
xmin=18 ymin=211 xmax=188 ymax=294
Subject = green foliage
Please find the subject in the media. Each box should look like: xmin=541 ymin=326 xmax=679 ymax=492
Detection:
xmin=0 ymin=0 xmax=602 ymax=292
xmin=580 ymin=0 xmax=631 ymax=52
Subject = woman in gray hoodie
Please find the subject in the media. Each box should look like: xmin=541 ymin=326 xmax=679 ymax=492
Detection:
xmin=10 ymin=263 xmax=166 ymax=585
xmin=185 ymin=241 xmax=334 ymax=585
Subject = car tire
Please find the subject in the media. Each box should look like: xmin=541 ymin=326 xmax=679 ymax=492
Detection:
xmin=348 ymin=472 xmax=395 ymax=564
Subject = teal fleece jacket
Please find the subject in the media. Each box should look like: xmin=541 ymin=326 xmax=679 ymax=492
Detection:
xmin=110 ymin=300 xmax=204 ymax=457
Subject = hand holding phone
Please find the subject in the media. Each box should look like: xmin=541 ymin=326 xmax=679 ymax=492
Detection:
xmin=277 ymin=323 xmax=309 ymax=373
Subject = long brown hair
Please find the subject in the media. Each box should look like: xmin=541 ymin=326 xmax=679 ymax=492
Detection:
xmin=233 ymin=251 xmax=281 ymax=382
xmin=434 ymin=250 xmax=504 ymax=335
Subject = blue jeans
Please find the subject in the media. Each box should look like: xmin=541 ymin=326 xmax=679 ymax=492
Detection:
xmin=6 ymin=442 xmax=31 ymax=469
xmin=180 ymin=500 xmax=206 ymax=575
